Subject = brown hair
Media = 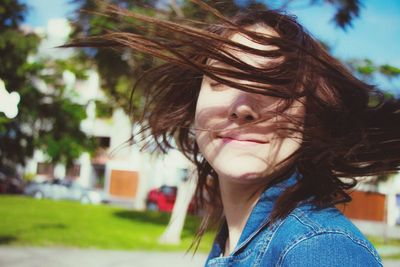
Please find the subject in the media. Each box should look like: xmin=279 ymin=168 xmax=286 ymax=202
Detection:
xmin=65 ymin=1 xmax=400 ymax=250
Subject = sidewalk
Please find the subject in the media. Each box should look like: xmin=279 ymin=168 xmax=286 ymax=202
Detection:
xmin=0 ymin=247 xmax=207 ymax=267
xmin=353 ymin=219 xmax=400 ymax=239
xmin=1 ymin=246 xmax=399 ymax=267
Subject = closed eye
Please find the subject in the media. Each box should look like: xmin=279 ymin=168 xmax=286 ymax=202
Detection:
xmin=210 ymin=81 xmax=221 ymax=87
xmin=209 ymin=81 xmax=225 ymax=90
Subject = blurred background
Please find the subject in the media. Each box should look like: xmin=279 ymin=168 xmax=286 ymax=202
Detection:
xmin=1 ymin=0 xmax=400 ymax=266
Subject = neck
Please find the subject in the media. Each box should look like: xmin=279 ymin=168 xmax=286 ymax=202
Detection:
xmin=219 ymin=178 xmax=266 ymax=256
xmin=218 ymin=166 xmax=296 ymax=256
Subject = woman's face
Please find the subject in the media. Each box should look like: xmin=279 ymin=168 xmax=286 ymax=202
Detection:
xmin=195 ymin=25 xmax=305 ymax=185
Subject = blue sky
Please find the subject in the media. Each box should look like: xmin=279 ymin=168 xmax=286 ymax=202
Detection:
xmin=21 ymin=0 xmax=78 ymax=27
xmin=287 ymin=0 xmax=400 ymax=65
xmin=22 ymin=0 xmax=400 ymax=91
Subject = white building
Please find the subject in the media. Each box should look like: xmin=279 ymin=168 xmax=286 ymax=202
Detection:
xmin=24 ymin=19 xmax=191 ymax=210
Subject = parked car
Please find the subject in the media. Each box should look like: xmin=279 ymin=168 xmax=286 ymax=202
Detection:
xmin=146 ymin=185 xmax=196 ymax=214
xmin=0 ymin=170 xmax=24 ymax=194
xmin=24 ymin=179 xmax=105 ymax=204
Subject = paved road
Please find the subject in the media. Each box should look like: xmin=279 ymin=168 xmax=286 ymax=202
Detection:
xmin=0 ymin=247 xmax=207 ymax=267
xmin=1 ymin=246 xmax=399 ymax=267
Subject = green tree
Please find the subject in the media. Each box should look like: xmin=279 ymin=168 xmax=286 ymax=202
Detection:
xmin=69 ymin=0 xmax=269 ymax=116
xmin=0 ymin=0 xmax=95 ymax=175
xmin=348 ymin=58 xmax=400 ymax=92
xmin=70 ymin=0 xmax=368 ymax=117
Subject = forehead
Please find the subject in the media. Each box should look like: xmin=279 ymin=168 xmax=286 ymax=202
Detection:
xmin=210 ymin=24 xmax=280 ymax=68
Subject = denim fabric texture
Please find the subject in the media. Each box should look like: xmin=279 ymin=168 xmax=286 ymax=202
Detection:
xmin=205 ymin=172 xmax=383 ymax=267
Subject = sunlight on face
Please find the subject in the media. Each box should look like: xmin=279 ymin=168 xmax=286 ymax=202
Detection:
xmin=194 ymin=24 xmax=305 ymax=185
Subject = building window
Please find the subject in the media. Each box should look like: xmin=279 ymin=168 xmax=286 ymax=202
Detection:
xmin=96 ymin=136 xmax=111 ymax=148
xmin=92 ymin=164 xmax=106 ymax=188
xmin=66 ymin=164 xmax=81 ymax=179
xmin=37 ymin=163 xmax=54 ymax=176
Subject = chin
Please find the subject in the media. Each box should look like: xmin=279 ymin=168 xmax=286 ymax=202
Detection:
xmin=214 ymin=161 xmax=273 ymax=184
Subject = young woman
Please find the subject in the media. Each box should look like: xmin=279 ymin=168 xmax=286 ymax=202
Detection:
xmin=67 ymin=2 xmax=400 ymax=266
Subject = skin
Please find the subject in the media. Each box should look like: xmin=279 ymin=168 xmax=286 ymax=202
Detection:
xmin=194 ymin=24 xmax=305 ymax=256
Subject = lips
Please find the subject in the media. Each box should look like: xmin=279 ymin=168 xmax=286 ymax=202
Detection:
xmin=217 ymin=134 xmax=268 ymax=145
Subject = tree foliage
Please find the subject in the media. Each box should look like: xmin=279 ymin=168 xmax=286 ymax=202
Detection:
xmin=310 ymin=0 xmax=362 ymax=29
xmin=346 ymin=58 xmax=400 ymax=97
xmin=0 ymin=0 xmax=95 ymax=174
xmin=69 ymin=0 xmax=269 ymax=116
xmin=69 ymin=0 xmax=372 ymax=117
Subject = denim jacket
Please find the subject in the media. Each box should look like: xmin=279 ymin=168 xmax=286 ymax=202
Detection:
xmin=205 ymin=173 xmax=382 ymax=267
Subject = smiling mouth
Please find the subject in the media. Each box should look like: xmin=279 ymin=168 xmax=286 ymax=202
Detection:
xmin=219 ymin=136 xmax=268 ymax=145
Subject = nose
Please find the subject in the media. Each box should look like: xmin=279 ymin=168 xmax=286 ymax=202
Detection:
xmin=228 ymin=93 xmax=260 ymax=124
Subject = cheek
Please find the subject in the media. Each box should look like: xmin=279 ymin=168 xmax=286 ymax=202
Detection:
xmin=194 ymin=100 xmax=209 ymax=151
xmin=194 ymin=108 xmax=223 ymax=165
xmin=195 ymin=127 xmax=209 ymax=152
xmin=194 ymin=115 xmax=217 ymax=156
xmin=194 ymin=85 xmax=209 ymax=130
xmin=194 ymin=93 xmax=213 ymax=156
xmin=194 ymin=86 xmax=226 ymax=149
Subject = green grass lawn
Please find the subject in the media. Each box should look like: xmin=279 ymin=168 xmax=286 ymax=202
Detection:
xmin=0 ymin=195 xmax=214 ymax=252
xmin=3 ymin=195 xmax=400 ymax=259
xmin=368 ymin=235 xmax=400 ymax=259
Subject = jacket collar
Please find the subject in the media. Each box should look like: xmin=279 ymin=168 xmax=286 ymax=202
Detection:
xmin=212 ymin=170 xmax=300 ymax=257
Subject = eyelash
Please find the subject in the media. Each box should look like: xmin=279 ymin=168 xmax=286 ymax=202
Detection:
xmin=209 ymin=81 xmax=224 ymax=88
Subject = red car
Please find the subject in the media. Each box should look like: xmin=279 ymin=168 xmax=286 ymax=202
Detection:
xmin=146 ymin=185 xmax=196 ymax=214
